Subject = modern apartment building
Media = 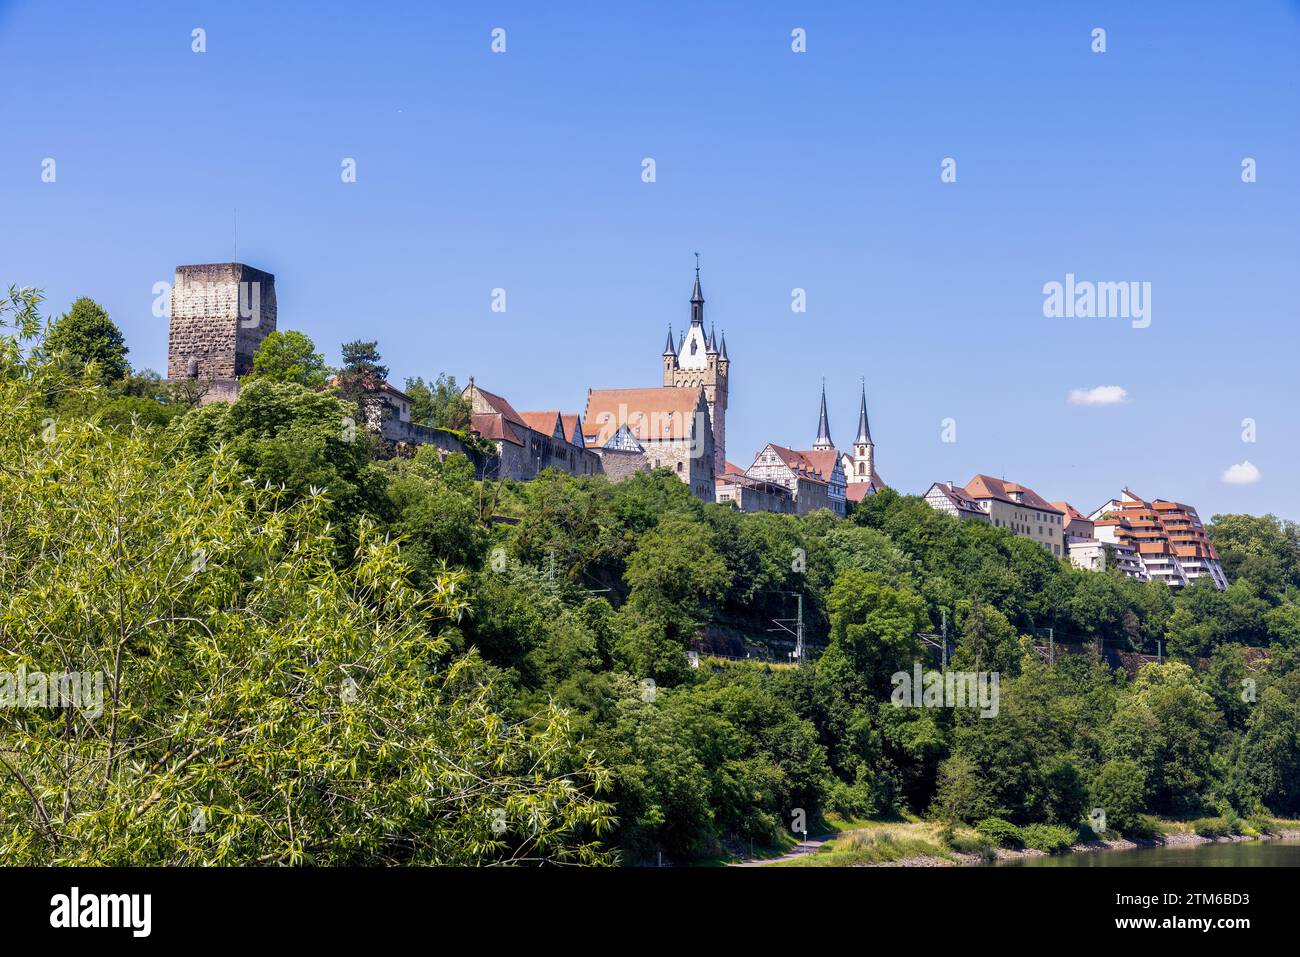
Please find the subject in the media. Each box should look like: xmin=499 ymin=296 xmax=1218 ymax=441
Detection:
xmin=1088 ymin=489 xmax=1227 ymax=590
xmin=1066 ymin=538 xmax=1148 ymax=580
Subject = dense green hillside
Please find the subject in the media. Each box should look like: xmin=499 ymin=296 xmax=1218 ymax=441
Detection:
xmin=4 ymin=287 xmax=1300 ymax=864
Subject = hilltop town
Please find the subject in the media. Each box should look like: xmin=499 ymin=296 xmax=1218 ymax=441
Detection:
xmin=166 ymin=259 xmax=1227 ymax=592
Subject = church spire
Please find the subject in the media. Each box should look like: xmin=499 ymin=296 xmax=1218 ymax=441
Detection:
xmin=855 ymin=378 xmax=872 ymax=445
xmin=707 ymin=322 xmax=718 ymax=354
xmin=663 ymin=325 xmax=676 ymax=356
xmin=719 ymin=330 xmax=728 ymax=361
xmin=813 ymin=379 xmax=834 ymax=450
xmin=690 ymin=252 xmax=704 ymax=326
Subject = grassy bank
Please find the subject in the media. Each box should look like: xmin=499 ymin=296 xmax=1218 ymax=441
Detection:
xmin=765 ymin=815 xmax=1300 ymax=867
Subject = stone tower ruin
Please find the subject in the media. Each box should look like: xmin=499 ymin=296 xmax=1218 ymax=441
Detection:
xmin=167 ymin=263 xmax=277 ymax=395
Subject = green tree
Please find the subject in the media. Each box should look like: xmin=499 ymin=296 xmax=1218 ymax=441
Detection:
xmin=616 ymin=514 xmax=731 ymax=684
xmin=406 ymin=373 xmax=471 ymax=430
xmin=1227 ymin=670 xmax=1300 ymax=815
xmin=0 ymin=311 xmax=613 ymax=865
xmin=1101 ymin=662 xmax=1222 ymax=815
xmin=1090 ymin=760 xmax=1147 ymax=834
xmin=249 ymin=330 xmax=330 ymax=387
xmin=169 ymin=377 xmax=389 ymax=534
xmin=44 ymin=296 xmax=129 ymax=384
xmin=334 ymin=340 xmax=389 ymax=411
xmin=953 ymin=601 xmax=1022 ymax=675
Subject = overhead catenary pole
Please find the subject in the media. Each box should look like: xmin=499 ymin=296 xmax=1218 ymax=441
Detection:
xmin=941 ymin=607 xmax=948 ymax=669
xmin=795 ymin=593 xmax=804 ymax=665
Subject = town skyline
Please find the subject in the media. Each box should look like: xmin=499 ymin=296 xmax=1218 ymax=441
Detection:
xmin=3 ymin=1 xmax=1297 ymax=519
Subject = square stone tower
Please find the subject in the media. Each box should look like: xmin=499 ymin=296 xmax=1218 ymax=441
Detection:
xmin=167 ymin=263 xmax=277 ymax=382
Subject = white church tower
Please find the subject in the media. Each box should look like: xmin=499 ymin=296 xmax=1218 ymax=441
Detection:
xmin=843 ymin=380 xmax=876 ymax=486
xmin=662 ymin=255 xmax=729 ymax=474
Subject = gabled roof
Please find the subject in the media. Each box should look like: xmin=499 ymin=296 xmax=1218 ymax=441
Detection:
xmin=1052 ymin=501 xmax=1092 ymax=524
xmin=517 ymin=410 xmax=564 ymax=439
xmin=801 ymin=449 xmax=843 ymax=484
xmin=583 ymin=386 xmax=708 ymax=445
xmin=963 ymin=474 xmax=1062 ymax=513
xmin=926 ymin=480 xmax=983 ymax=513
xmin=470 ymin=412 xmax=524 ymax=446
xmin=846 ymin=477 xmax=887 ymax=504
xmin=465 ymin=382 xmax=529 ymax=429
xmin=756 ymin=444 xmax=840 ymax=485
xmin=560 ymin=414 xmax=584 ymax=448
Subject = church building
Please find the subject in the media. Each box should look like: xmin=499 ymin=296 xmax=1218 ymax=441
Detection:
xmin=583 ymin=258 xmax=729 ymax=502
xmin=742 ymin=381 xmax=885 ymax=516
xmin=660 ymin=259 xmax=729 ymax=475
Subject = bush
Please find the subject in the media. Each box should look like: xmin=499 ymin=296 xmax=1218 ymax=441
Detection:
xmin=1089 ymin=759 xmax=1147 ymax=836
xmin=975 ymin=817 xmax=1023 ymax=848
xmin=1192 ymin=817 xmax=1234 ymax=838
xmin=1246 ymin=814 xmax=1276 ymax=836
xmin=1021 ymin=824 xmax=1077 ymax=854
xmin=943 ymin=827 xmax=996 ymax=861
xmin=1127 ymin=815 xmax=1161 ymax=840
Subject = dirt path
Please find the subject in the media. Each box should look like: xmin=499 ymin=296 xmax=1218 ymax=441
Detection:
xmin=730 ymin=831 xmax=841 ymax=867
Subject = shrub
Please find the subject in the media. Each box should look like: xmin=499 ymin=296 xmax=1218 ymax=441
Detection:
xmin=1246 ymin=814 xmax=1276 ymax=836
xmin=1192 ymin=817 xmax=1233 ymax=838
xmin=1021 ymin=824 xmax=1076 ymax=854
xmin=944 ymin=828 xmax=996 ymax=861
xmin=1088 ymin=759 xmax=1147 ymax=835
xmin=1127 ymin=815 xmax=1161 ymax=840
xmin=975 ymin=817 xmax=1023 ymax=848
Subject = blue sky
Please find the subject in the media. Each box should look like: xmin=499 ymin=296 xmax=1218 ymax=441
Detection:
xmin=2 ymin=1 xmax=1297 ymax=519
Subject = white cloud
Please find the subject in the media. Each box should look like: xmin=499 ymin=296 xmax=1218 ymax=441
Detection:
xmin=1221 ymin=461 xmax=1261 ymax=485
xmin=1068 ymin=385 xmax=1128 ymax=406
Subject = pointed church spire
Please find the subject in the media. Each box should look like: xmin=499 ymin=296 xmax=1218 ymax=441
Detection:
xmin=690 ymin=252 xmax=704 ymax=326
xmin=813 ymin=379 xmax=834 ymax=450
xmin=719 ymin=330 xmax=728 ymax=361
xmin=855 ymin=378 xmax=872 ymax=445
xmin=663 ymin=325 xmax=676 ymax=356
xmin=707 ymin=322 xmax=718 ymax=353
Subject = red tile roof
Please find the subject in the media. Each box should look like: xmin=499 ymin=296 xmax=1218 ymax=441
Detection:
xmin=963 ymin=474 xmax=1062 ymax=513
xmin=583 ymin=387 xmax=707 ymax=445
xmin=471 ymin=384 xmax=528 ymax=428
xmin=469 ymin=412 xmax=524 ymax=446
xmin=762 ymin=445 xmax=840 ymax=483
xmin=1052 ymin=501 xmax=1091 ymax=524
xmin=517 ymin=410 xmax=563 ymax=438
xmin=926 ymin=481 xmax=983 ymax=513
xmin=559 ymin=414 xmax=584 ymax=447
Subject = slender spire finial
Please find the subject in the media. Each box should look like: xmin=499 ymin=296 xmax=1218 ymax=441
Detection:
xmin=814 ymin=380 xmax=834 ymax=450
xmin=689 ymin=253 xmax=704 ymax=324
xmin=856 ymin=377 xmax=873 ymax=445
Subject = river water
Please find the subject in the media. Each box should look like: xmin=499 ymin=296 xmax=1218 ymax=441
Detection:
xmin=990 ymin=837 xmax=1300 ymax=867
